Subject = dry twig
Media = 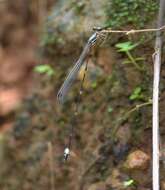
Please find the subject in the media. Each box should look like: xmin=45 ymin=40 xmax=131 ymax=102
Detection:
xmin=100 ymin=25 xmax=165 ymax=35
xmin=152 ymin=1 xmax=165 ymax=190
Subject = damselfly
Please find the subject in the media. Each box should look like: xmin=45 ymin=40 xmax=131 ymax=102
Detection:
xmin=57 ymin=32 xmax=98 ymax=104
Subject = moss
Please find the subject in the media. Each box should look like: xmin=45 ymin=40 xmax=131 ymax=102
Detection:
xmin=105 ymin=0 xmax=158 ymax=28
xmin=40 ymin=31 xmax=59 ymax=47
xmin=72 ymin=1 xmax=86 ymax=14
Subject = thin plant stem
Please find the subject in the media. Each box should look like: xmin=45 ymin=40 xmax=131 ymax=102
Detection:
xmin=100 ymin=25 xmax=165 ymax=35
xmin=125 ymin=100 xmax=152 ymax=117
xmin=126 ymin=51 xmax=142 ymax=70
xmin=111 ymin=100 xmax=152 ymax=139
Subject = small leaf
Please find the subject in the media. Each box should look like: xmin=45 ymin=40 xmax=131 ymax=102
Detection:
xmin=129 ymin=87 xmax=142 ymax=100
xmin=135 ymin=57 xmax=145 ymax=61
xmin=122 ymin=60 xmax=131 ymax=64
xmin=91 ymin=81 xmax=97 ymax=89
xmin=107 ymin=106 xmax=113 ymax=113
xmin=34 ymin=64 xmax=54 ymax=76
xmin=115 ymin=41 xmax=138 ymax=52
xmin=123 ymin=179 xmax=134 ymax=187
xmin=133 ymin=87 xmax=141 ymax=94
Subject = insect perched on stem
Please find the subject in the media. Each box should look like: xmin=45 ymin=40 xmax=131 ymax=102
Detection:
xmin=57 ymin=30 xmax=106 ymax=161
xmin=57 ymin=32 xmax=99 ymax=104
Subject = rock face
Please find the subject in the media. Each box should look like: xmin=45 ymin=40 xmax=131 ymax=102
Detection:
xmin=43 ymin=0 xmax=108 ymax=52
xmin=87 ymin=182 xmax=107 ymax=190
xmin=48 ymin=0 xmax=106 ymax=33
xmin=0 ymin=0 xmax=160 ymax=190
xmin=0 ymin=2 xmax=36 ymax=121
xmin=124 ymin=150 xmax=150 ymax=170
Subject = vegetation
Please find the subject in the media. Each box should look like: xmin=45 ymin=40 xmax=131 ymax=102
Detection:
xmin=123 ymin=179 xmax=135 ymax=187
xmin=34 ymin=64 xmax=55 ymax=76
xmin=115 ymin=41 xmax=144 ymax=70
xmin=129 ymin=86 xmax=143 ymax=101
xmin=105 ymin=0 xmax=158 ymax=28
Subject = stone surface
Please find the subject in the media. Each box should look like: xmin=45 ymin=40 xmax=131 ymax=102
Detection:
xmin=0 ymin=88 xmax=22 ymax=115
xmin=124 ymin=150 xmax=150 ymax=170
xmin=45 ymin=0 xmax=107 ymax=50
xmin=87 ymin=182 xmax=107 ymax=190
xmin=97 ymin=47 xmax=116 ymax=74
xmin=105 ymin=169 xmax=123 ymax=189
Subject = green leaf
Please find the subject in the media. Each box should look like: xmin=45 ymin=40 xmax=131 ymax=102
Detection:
xmin=122 ymin=60 xmax=131 ymax=64
xmin=91 ymin=81 xmax=97 ymax=89
xmin=34 ymin=64 xmax=54 ymax=76
xmin=115 ymin=41 xmax=138 ymax=52
xmin=107 ymin=106 xmax=113 ymax=113
xmin=129 ymin=87 xmax=142 ymax=100
xmin=123 ymin=179 xmax=134 ymax=187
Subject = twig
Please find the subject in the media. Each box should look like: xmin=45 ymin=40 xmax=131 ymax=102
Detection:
xmin=125 ymin=100 xmax=152 ymax=117
xmin=111 ymin=100 xmax=152 ymax=138
xmin=48 ymin=142 xmax=55 ymax=190
xmin=100 ymin=25 xmax=165 ymax=35
xmin=152 ymin=1 xmax=165 ymax=190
